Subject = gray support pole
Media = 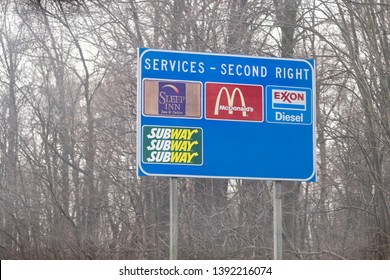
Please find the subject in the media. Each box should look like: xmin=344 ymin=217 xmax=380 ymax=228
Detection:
xmin=170 ymin=177 xmax=179 ymax=260
xmin=274 ymin=181 xmax=282 ymax=260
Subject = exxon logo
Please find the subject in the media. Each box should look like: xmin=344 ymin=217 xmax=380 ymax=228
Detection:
xmin=272 ymin=89 xmax=306 ymax=111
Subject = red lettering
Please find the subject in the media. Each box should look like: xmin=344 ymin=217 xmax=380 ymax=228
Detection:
xmin=275 ymin=91 xmax=305 ymax=103
xmin=281 ymin=91 xmax=290 ymax=103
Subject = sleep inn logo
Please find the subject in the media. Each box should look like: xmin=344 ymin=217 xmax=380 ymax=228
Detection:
xmin=143 ymin=79 xmax=201 ymax=118
xmin=158 ymin=82 xmax=186 ymax=115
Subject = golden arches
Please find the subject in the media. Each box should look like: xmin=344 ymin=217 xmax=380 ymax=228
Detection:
xmin=213 ymin=87 xmax=247 ymax=116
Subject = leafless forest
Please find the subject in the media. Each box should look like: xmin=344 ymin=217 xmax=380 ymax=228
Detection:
xmin=0 ymin=0 xmax=389 ymax=260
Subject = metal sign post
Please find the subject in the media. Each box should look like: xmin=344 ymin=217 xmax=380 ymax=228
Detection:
xmin=273 ymin=181 xmax=282 ymax=260
xmin=170 ymin=177 xmax=178 ymax=260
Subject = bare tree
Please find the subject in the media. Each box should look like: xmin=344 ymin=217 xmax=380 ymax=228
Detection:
xmin=0 ymin=0 xmax=389 ymax=260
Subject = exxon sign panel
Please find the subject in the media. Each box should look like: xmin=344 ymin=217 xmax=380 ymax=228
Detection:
xmin=137 ymin=48 xmax=316 ymax=181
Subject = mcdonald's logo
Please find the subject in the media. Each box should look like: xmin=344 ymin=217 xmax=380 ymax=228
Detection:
xmin=206 ymin=83 xmax=263 ymax=121
xmin=214 ymin=87 xmax=248 ymax=116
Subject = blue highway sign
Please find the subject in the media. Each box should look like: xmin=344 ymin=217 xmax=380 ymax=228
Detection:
xmin=137 ymin=48 xmax=316 ymax=181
